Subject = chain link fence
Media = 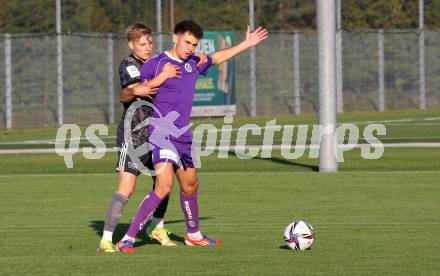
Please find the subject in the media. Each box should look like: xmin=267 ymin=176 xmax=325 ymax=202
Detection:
xmin=1 ymin=30 xmax=440 ymax=128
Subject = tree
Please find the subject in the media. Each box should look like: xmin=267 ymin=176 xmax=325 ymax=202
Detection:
xmin=256 ymin=0 xmax=316 ymax=30
xmin=0 ymin=0 xmax=55 ymax=32
xmin=1 ymin=0 xmax=440 ymax=33
xmin=344 ymin=0 xmax=417 ymax=29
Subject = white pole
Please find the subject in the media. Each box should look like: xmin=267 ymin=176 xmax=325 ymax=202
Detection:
xmin=378 ymin=29 xmax=385 ymax=112
xmin=249 ymin=0 xmax=257 ymax=117
xmin=156 ymin=0 xmax=163 ymax=52
xmin=56 ymin=0 xmax=63 ymax=125
xmin=336 ymin=0 xmax=343 ymax=113
xmin=107 ymin=33 xmax=115 ymax=124
xmin=169 ymin=0 xmax=174 ymax=33
xmin=293 ymin=31 xmax=301 ymax=115
xmin=419 ymin=0 xmax=426 ymax=109
xmin=5 ymin=34 xmax=12 ymax=129
xmin=317 ymin=0 xmax=338 ymax=172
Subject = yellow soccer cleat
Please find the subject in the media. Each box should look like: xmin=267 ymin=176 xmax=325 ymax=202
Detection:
xmin=98 ymin=239 xmax=117 ymax=253
xmin=148 ymin=226 xmax=177 ymax=246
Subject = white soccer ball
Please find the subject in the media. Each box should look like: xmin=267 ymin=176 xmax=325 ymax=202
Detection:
xmin=284 ymin=220 xmax=315 ymax=251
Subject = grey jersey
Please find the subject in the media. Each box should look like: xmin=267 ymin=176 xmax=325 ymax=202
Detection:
xmin=116 ymin=55 xmax=153 ymax=148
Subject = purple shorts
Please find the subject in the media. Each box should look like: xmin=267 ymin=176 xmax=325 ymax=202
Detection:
xmin=151 ymin=140 xmax=196 ymax=169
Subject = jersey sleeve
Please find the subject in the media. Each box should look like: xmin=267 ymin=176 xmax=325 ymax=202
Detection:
xmin=140 ymin=58 xmax=157 ymax=82
xmin=196 ymin=55 xmax=213 ymax=76
xmin=119 ymin=60 xmax=141 ymax=88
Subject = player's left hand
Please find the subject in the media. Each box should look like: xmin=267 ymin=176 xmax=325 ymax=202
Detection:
xmin=244 ymin=25 xmax=268 ymax=47
xmin=195 ymin=52 xmax=208 ymax=68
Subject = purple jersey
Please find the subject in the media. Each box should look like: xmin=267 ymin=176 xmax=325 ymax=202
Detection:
xmin=140 ymin=51 xmax=212 ymax=142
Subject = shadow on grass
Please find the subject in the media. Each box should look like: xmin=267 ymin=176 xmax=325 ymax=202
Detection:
xmin=227 ymin=150 xmax=319 ymax=172
xmin=90 ymin=217 xmax=212 ymax=246
xmin=279 ymin=245 xmax=312 ymax=251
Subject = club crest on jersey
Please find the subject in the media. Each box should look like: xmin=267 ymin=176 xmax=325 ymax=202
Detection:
xmin=184 ymin=63 xmax=192 ymax=72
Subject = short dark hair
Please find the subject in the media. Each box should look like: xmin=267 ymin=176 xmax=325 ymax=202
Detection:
xmin=125 ymin=23 xmax=152 ymax=42
xmin=174 ymin=20 xmax=204 ymax=39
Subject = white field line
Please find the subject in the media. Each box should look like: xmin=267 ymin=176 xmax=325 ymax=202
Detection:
xmin=0 ymin=136 xmax=117 ymax=145
xmin=0 ymin=147 xmax=118 ymax=154
xmin=0 ymin=170 xmax=437 ymax=178
xmin=0 ymin=173 xmax=116 ymax=177
xmin=423 ymin=117 xmax=440 ymax=121
xmin=200 ymin=143 xmax=440 ymax=151
xmin=1 ymin=143 xmax=440 ymax=154
xmin=2 ymin=130 xmax=440 ymax=146
xmin=1 ymin=116 xmax=440 ymax=146
xmin=378 ymin=136 xmax=440 ymax=140
xmin=2 ymin=133 xmax=440 ymax=146
xmin=381 ymin=123 xmax=440 ymax=126
xmin=348 ymin=116 xmax=440 ymax=124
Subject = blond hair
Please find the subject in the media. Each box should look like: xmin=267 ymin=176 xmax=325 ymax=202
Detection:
xmin=125 ymin=23 xmax=152 ymax=42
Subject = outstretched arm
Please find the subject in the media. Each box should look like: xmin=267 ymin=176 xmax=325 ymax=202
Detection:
xmin=210 ymin=26 xmax=268 ymax=65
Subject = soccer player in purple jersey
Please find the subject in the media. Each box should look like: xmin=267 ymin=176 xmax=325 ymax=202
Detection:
xmin=117 ymin=20 xmax=268 ymax=251
xmin=99 ymin=23 xmax=191 ymax=253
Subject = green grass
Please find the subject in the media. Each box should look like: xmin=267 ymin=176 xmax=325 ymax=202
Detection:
xmin=1 ymin=109 xmax=440 ymax=275
xmin=1 ymin=148 xmax=440 ymax=175
xmin=0 ymin=170 xmax=439 ymax=275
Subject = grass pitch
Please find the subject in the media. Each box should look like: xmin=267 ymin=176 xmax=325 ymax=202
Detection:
xmin=1 ymin=109 xmax=440 ymax=275
xmin=1 ymin=169 xmax=439 ymax=275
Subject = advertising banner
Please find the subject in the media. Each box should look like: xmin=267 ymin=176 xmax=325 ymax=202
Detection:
xmin=192 ymin=31 xmax=236 ymax=117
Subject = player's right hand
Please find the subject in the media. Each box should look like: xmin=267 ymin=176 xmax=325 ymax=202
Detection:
xmin=133 ymin=80 xmax=158 ymax=100
xmin=163 ymin=62 xmax=181 ymax=78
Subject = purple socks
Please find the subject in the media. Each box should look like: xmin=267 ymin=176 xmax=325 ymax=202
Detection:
xmin=126 ymin=191 xmax=162 ymax=238
xmin=180 ymin=191 xmax=200 ymax=233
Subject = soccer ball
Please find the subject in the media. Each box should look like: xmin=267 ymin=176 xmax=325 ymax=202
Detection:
xmin=284 ymin=220 xmax=315 ymax=251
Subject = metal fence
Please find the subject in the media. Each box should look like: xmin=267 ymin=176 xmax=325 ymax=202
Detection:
xmin=1 ymin=30 xmax=440 ymax=128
